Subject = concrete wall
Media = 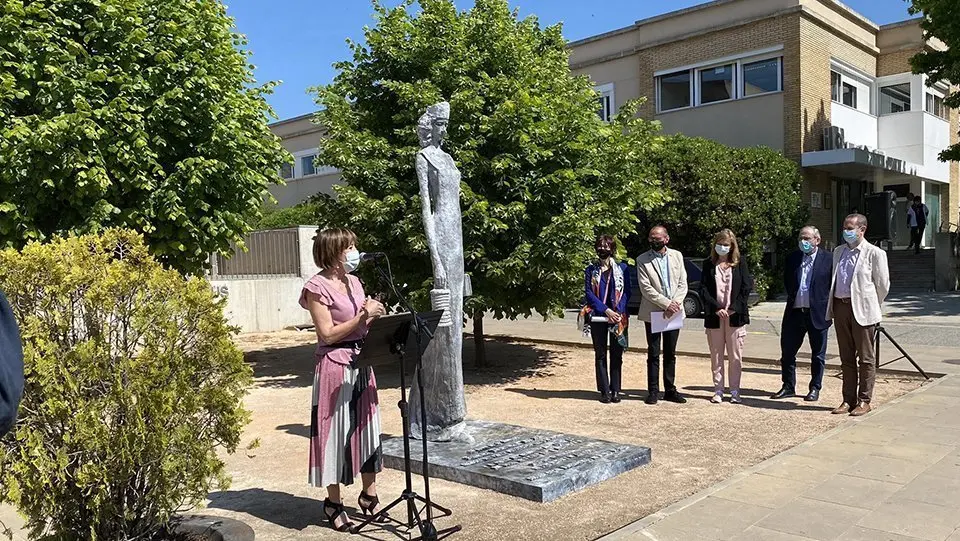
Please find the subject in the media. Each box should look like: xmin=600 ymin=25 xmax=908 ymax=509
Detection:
xmin=269 ymin=172 xmax=341 ymax=207
xmin=210 ymin=226 xmax=322 ymax=333
xmin=656 ymin=92 xmax=785 ymax=149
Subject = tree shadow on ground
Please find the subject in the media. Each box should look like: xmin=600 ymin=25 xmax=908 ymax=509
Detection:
xmin=207 ymin=488 xmax=407 ymax=539
xmin=682 ymin=385 xmax=834 ymax=412
xmin=245 ymin=336 xmax=554 ymax=391
xmin=885 ymin=292 xmax=960 ymax=317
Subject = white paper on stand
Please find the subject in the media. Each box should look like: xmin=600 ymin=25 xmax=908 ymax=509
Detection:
xmin=650 ymin=310 xmax=684 ymax=334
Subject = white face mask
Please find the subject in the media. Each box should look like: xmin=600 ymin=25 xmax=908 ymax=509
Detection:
xmin=715 ymin=244 xmax=731 ymax=256
xmin=343 ymin=249 xmax=361 ymax=273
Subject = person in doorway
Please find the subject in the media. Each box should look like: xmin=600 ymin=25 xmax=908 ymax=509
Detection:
xmin=300 ymin=228 xmax=388 ymax=532
xmin=636 ymin=226 xmax=688 ymax=405
xmin=772 ymin=226 xmax=834 ymax=402
xmin=827 ymin=214 xmax=890 ymax=416
xmin=580 ymin=234 xmax=631 ymax=403
xmin=907 ymin=195 xmax=929 ymax=254
xmin=700 ymin=229 xmax=752 ymax=404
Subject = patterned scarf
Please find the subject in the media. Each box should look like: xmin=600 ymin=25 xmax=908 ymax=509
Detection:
xmin=578 ymin=260 xmax=628 ymax=347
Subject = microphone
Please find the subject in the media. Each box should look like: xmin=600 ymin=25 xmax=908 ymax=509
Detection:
xmin=360 ymin=252 xmax=386 ymax=262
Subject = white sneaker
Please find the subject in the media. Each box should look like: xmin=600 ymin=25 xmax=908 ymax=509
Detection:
xmin=710 ymin=393 xmax=723 ymax=404
xmin=730 ymin=392 xmax=742 ymax=404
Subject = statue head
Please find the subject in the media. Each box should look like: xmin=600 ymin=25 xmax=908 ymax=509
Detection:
xmin=417 ymin=101 xmax=450 ymax=148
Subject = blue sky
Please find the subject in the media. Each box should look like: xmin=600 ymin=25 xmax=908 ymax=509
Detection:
xmin=223 ymin=0 xmax=918 ymax=121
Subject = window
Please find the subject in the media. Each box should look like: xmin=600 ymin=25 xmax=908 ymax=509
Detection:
xmin=841 ymin=82 xmax=857 ymax=109
xmin=879 ymin=83 xmax=911 ymax=115
xmin=831 ymin=71 xmax=841 ymax=102
xmin=927 ymin=92 xmax=948 ymax=120
xmin=658 ymin=70 xmax=691 ymax=112
xmin=698 ymin=64 xmax=735 ymax=104
xmin=280 ymin=163 xmax=294 ymax=180
xmin=595 ymin=83 xmax=615 ymax=121
xmin=743 ymin=58 xmax=781 ymax=96
xmin=300 ymin=154 xmax=317 ymax=177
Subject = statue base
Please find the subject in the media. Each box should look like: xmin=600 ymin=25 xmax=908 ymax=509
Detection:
xmin=382 ymin=420 xmax=651 ymax=503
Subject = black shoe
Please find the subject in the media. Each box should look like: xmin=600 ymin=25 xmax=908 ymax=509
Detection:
xmin=610 ymin=392 xmax=621 ymax=403
xmin=323 ymin=498 xmax=354 ymax=532
xmin=645 ymin=391 xmax=659 ymax=405
xmin=600 ymin=393 xmax=611 ymax=404
xmin=771 ymin=387 xmax=796 ymax=399
xmin=804 ymin=389 xmax=820 ymax=402
xmin=663 ymin=391 xmax=687 ymax=404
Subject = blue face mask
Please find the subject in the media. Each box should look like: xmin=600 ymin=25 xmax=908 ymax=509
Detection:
xmin=799 ymin=240 xmax=815 ymax=254
xmin=842 ymin=229 xmax=859 ymax=244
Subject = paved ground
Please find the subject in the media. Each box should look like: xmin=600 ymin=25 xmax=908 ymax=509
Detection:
xmin=473 ymin=292 xmax=960 ymax=378
xmin=601 ymin=373 xmax=960 ymax=541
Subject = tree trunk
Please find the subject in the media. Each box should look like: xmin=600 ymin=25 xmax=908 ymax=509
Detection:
xmin=473 ymin=309 xmax=487 ymax=369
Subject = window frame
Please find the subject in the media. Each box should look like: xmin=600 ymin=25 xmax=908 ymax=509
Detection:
xmin=695 ymin=62 xmax=737 ymax=106
xmin=878 ymin=82 xmax=912 ymax=116
xmin=594 ymin=82 xmax=615 ymax=122
xmin=740 ymin=56 xmax=783 ymax=98
xmin=279 ymin=162 xmax=294 ymax=180
xmin=656 ymin=69 xmax=694 ymax=113
xmin=829 ymin=62 xmax=873 ymax=115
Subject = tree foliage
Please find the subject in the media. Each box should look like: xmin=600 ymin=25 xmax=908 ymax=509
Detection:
xmin=313 ymin=0 xmax=662 ymax=321
xmin=0 ymin=0 xmax=288 ymax=274
xmin=0 ymin=230 xmax=251 ymax=540
xmin=909 ymin=0 xmax=960 ymax=162
xmin=636 ymin=136 xmax=807 ymax=299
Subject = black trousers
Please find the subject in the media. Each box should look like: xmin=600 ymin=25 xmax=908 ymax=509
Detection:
xmin=910 ymin=225 xmax=926 ymax=253
xmin=644 ymin=322 xmax=679 ymax=393
xmin=590 ymin=321 xmax=623 ymax=395
xmin=780 ymin=308 xmax=829 ymax=392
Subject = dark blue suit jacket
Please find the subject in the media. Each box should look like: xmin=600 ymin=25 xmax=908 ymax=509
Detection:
xmin=0 ymin=290 xmax=23 ymax=437
xmin=783 ymin=249 xmax=833 ymax=330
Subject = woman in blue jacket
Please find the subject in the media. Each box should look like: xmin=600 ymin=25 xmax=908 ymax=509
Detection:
xmin=579 ymin=235 xmax=631 ymax=403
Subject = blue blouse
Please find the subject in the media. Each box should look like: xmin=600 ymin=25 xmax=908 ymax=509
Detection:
xmin=584 ymin=262 xmax=631 ymax=315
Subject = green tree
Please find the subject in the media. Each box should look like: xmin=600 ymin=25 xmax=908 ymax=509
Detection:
xmin=635 ymin=136 xmax=807 ymax=299
xmin=0 ymin=0 xmax=288 ymax=274
xmin=0 ymin=230 xmax=251 ymax=540
xmin=909 ymin=0 xmax=960 ymax=162
xmin=314 ymin=0 xmax=662 ymax=365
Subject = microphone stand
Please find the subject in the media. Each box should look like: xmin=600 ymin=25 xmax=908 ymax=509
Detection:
xmin=351 ymin=255 xmax=460 ymax=541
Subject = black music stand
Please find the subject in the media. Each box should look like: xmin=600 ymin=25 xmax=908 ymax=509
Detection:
xmin=876 ymin=325 xmax=929 ymax=379
xmin=351 ymin=267 xmax=460 ymax=540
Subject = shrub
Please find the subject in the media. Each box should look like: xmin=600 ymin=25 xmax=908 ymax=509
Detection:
xmin=0 ymin=230 xmax=251 ymax=540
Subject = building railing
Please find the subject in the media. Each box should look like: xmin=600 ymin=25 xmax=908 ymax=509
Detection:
xmin=208 ymin=228 xmax=301 ymax=279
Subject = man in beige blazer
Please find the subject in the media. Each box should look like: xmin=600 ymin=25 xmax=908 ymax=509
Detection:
xmin=827 ymin=213 xmax=890 ymax=417
xmin=636 ymin=226 xmax=688 ymax=405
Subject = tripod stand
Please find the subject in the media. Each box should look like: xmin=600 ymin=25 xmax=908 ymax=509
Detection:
xmin=351 ymin=256 xmax=461 ymax=541
xmin=875 ymin=325 xmax=930 ymax=380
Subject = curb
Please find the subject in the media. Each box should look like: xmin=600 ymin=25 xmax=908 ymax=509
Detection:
xmin=173 ymin=515 xmax=254 ymax=541
xmin=469 ymin=333 xmax=943 ymax=379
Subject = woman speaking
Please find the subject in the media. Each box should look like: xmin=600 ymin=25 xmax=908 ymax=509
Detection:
xmin=300 ymin=228 xmax=387 ymax=532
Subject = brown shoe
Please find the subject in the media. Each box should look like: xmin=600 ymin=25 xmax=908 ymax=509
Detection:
xmin=850 ymin=403 xmax=872 ymax=417
xmin=831 ymin=402 xmax=853 ymax=415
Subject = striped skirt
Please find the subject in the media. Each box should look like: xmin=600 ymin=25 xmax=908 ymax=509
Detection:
xmin=309 ymin=358 xmax=383 ymax=487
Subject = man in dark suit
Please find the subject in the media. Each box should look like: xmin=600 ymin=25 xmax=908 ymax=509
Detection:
xmin=772 ymin=226 xmax=833 ymax=402
xmin=0 ymin=289 xmax=23 ymax=437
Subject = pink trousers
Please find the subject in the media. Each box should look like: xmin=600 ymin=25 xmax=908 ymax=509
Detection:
xmin=706 ymin=319 xmax=746 ymax=394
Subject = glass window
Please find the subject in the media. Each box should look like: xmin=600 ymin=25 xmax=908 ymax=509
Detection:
xmin=927 ymin=93 xmax=948 ymax=120
xmin=280 ymin=163 xmax=294 ymax=179
xmin=300 ymin=155 xmax=317 ymax=177
xmin=699 ymin=64 xmax=735 ymax=104
xmin=743 ymin=58 xmax=781 ymax=96
xmin=879 ymin=83 xmax=911 ymax=115
xmin=842 ymin=82 xmax=857 ymax=109
xmin=831 ymin=71 xmax=841 ymax=102
xmin=597 ymin=93 xmax=612 ymax=121
xmin=658 ymin=70 xmax=691 ymax=112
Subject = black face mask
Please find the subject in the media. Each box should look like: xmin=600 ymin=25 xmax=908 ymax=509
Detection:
xmin=596 ymin=249 xmax=611 ymax=260
xmin=649 ymin=240 xmax=666 ymax=251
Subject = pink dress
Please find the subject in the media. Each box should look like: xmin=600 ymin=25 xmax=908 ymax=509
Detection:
xmin=705 ymin=265 xmax=745 ymax=395
xmin=299 ymin=274 xmax=382 ymax=487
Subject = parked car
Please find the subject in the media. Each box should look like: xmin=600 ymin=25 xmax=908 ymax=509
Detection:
xmin=625 ymin=258 xmax=760 ymax=318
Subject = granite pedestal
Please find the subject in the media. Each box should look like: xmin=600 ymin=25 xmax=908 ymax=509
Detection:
xmin=382 ymin=420 xmax=651 ymax=503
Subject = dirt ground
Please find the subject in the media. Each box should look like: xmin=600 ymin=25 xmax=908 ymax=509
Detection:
xmin=201 ymin=331 xmax=923 ymax=541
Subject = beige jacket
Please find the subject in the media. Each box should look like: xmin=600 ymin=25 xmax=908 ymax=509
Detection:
xmin=827 ymin=240 xmax=890 ymax=326
xmin=636 ymin=248 xmax=688 ymax=323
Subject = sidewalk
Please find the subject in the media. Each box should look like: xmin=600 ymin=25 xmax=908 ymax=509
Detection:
xmin=471 ymin=307 xmax=959 ymax=377
xmin=600 ymin=373 xmax=960 ymax=541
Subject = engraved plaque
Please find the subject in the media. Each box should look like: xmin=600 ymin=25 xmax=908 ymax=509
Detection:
xmin=381 ymin=420 xmax=651 ymax=502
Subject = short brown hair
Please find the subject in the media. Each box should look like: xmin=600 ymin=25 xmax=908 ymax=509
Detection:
xmin=710 ymin=228 xmax=740 ymax=266
xmin=313 ymin=228 xmax=357 ymax=270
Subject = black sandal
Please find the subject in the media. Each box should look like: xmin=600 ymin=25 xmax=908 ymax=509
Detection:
xmin=358 ymin=490 xmax=389 ymax=523
xmin=323 ymin=498 xmax=354 ymax=532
